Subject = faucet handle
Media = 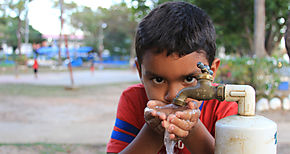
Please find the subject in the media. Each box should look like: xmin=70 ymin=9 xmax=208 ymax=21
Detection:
xmin=197 ymin=62 xmax=213 ymax=75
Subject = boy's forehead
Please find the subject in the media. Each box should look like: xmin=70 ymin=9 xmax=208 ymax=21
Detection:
xmin=141 ymin=50 xmax=208 ymax=76
xmin=141 ymin=49 xmax=208 ymax=63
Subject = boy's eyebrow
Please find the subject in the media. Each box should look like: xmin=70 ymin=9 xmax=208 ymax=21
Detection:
xmin=144 ymin=71 xmax=162 ymax=77
xmin=144 ymin=70 xmax=201 ymax=78
xmin=181 ymin=70 xmax=201 ymax=78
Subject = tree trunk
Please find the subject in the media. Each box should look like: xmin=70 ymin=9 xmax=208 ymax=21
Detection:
xmin=58 ymin=0 xmax=64 ymax=65
xmin=17 ymin=16 xmax=22 ymax=55
xmin=254 ymin=0 xmax=267 ymax=58
xmin=265 ymin=26 xmax=275 ymax=55
xmin=285 ymin=12 xmax=290 ymax=59
xmin=245 ymin=25 xmax=254 ymax=55
xmin=98 ymin=22 xmax=104 ymax=69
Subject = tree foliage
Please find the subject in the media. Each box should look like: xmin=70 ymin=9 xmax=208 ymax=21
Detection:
xmin=0 ymin=2 xmax=43 ymax=50
xmin=132 ymin=0 xmax=289 ymax=57
xmin=70 ymin=3 xmax=137 ymax=57
xmin=102 ymin=3 xmax=137 ymax=57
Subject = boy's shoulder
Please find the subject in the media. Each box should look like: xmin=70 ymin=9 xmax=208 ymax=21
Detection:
xmin=122 ymin=83 xmax=146 ymax=96
xmin=121 ymin=83 xmax=148 ymax=104
xmin=202 ymin=98 xmax=238 ymax=123
xmin=124 ymin=83 xmax=144 ymax=91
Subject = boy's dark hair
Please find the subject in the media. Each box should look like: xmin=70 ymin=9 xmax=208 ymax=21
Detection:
xmin=135 ymin=1 xmax=216 ymax=66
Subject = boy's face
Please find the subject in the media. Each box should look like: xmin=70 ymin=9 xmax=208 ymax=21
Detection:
xmin=136 ymin=50 xmax=220 ymax=104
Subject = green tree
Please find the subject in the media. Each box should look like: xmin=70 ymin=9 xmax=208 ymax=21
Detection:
xmin=102 ymin=3 xmax=137 ymax=59
xmin=285 ymin=12 xmax=290 ymax=59
xmin=7 ymin=0 xmax=27 ymax=55
xmin=264 ymin=0 xmax=289 ymax=55
xmin=131 ymin=0 xmax=289 ymax=57
xmin=70 ymin=6 xmax=102 ymax=58
xmin=0 ymin=17 xmax=43 ymax=50
xmin=70 ymin=4 xmax=137 ymax=61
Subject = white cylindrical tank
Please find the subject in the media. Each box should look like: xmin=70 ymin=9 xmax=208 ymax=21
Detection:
xmin=215 ymin=115 xmax=277 ymax=154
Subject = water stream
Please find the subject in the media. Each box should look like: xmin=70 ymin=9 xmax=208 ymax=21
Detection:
xmin=164 ymin=130 xmax=176 ymax=154
xmin=152 ymin=104 xmax=188 ymax=154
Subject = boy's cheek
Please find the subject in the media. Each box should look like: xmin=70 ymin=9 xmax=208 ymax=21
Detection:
xmin=144 ymin=85 xmax=165 ymax=101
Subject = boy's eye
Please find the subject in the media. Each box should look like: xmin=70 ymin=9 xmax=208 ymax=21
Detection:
xmin=184 ymin=76 xmax=196 ymax=84
xmin=152 ymin=77 xmax=164 ymax=84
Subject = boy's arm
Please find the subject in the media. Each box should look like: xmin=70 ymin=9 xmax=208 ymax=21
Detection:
xmin=183 ymin=119 xmax=215 ymax=154
xmin=118 ymin=100 xmax=168 ymax=153
xmin=119 ymin=124 xmax=164 ymax=154
xmin=107 ymin=121 xmax=164 ymax=154
xmin=107 ymin=100 xmax=166 ymax=154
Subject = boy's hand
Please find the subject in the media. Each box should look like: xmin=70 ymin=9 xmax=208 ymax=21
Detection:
xmin=162 ymin=100 xmax=201 ymax=140
xmin=144 ymin=100 xmax=168 ymax=135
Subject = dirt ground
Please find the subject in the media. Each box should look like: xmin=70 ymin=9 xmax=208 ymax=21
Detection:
xmin=0 ymin=82 xmax=289 ymax=154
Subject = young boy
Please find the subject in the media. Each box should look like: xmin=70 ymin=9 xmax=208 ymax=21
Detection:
xmin=107 ymin=2 xmax=238 ymax=154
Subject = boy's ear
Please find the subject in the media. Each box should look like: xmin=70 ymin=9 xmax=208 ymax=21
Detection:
xmin=210 ymin=58 xmax=220 ymax=80
xmin=135 ymin=58 xmax=142 ymax=80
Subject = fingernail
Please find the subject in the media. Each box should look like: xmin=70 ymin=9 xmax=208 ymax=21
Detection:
xmin=170 ymin=125 xmax=174 ymax=131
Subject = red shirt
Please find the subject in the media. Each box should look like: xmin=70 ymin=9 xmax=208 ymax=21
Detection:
xmin=107 ymin=83 xmax=238 ymax=153
xmin=33 ymin=59 xmax=38 ymax=69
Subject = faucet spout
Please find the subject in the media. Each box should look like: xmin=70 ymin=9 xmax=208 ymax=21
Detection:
xmin=173 ymin=79 xmax=225 ymax=106
xmin=173 ymin=62 xmax=225 ymax=106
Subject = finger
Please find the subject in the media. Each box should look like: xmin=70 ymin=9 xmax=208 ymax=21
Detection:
xmin=187 ymin=100 xmax=199 ymax=110
xmin=167 ymin=124 xmax=189 ymax=138
xmin=145 ymin=107 xmax=167 ymax=122
xmin=168 ymin=114 xmax=194 ymax=131
xmin=185 ymin=98 xmax=202 ymax=109
xmin=175 ymin=109 xmax=200 ymax=121
xmin=169 ymin=133 xmax=176 ymax=140
xmin=157 ymin=112 xmax=167 ymax=120
xmin=147 ymin=100 xmax=166 ymax=108
xmin=162 ymin=120 xmax=170 ymax=129
xmin=151 ymin=110 xmax=157 ymax=116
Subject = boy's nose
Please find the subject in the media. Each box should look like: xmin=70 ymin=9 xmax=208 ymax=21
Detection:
xmin=164 ymin=83 xmax=183 ymax=103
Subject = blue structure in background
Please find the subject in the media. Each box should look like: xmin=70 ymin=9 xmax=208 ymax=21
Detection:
xmin=71 ymin=57 xmax=83 ymax=67
xmin=0 ymin=59 xmax=15 ymax=66
xmin=98 ymin=55 xmax=129 ymax=66
xmin=37 ymin=46 xmax=93 ymax=58
xmin=278 ymin=82 xmax=289 ymax=91
xmin=1 ymin=46 xmax=130 ymax=67
xmin=36 ymin=46 xmax=93 ymax=67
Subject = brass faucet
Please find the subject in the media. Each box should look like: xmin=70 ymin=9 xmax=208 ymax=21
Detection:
xmin=173 ymin=62 xmax=225 ymax=106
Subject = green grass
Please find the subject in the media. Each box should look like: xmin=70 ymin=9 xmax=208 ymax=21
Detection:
xmin=0 ymin=143 xmax=106 ymax=154
xmin=0 ymin=84 xmax=78 ymax=97
xmin=0 ymin=82 xmax=139 ymax=97
xmin=0 ymin=64 xmax=132 ymax=75
xmin=0 ymin=63 xmax=14 ymax=67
